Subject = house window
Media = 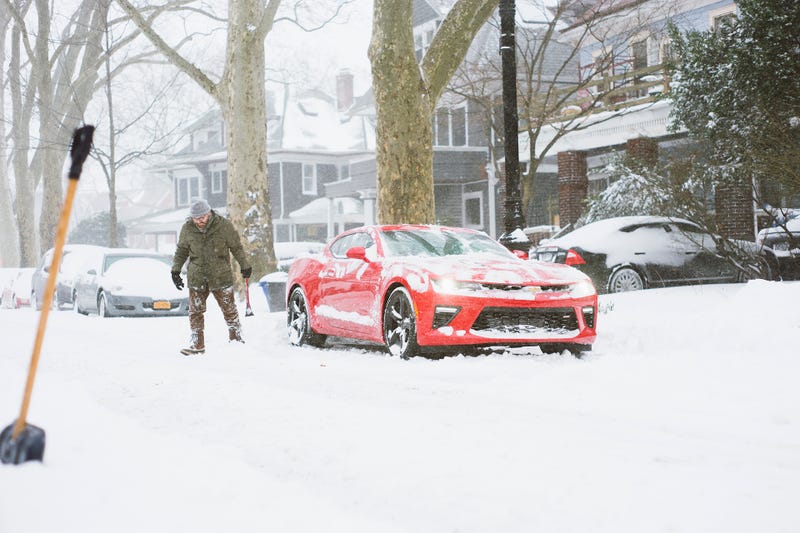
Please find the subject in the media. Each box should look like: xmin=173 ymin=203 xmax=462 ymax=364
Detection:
xmin=175 ymin=176 xmax=200 ymax=207
xmin=434 ymin=105 xmax=468 ymax=147
xmin=631 ymin=39 xmax=648 ymax=71
xmin=414 ymin=22 xmax=437 ymax=62
xmin=463 ymin=192 xmax=483 ymax=229
xmin=435 ymin=108 xmax=450 ymax=146
xmin=211 ymin=170 xmax=226 ymax=194
xmin=660 ymin=39 xmax=673 ymax=64
xmin=340 ymin=164 xmax=350 ymax=181
xmin=452 ymin=107 xmax=466 ymax=146
xmin=592 ymin=47 xmax=614 ymax=94
xmin=302 ymin=164 xmax=317 ymax=195
xmin=709 ymin=5 xmax=737 ymax=32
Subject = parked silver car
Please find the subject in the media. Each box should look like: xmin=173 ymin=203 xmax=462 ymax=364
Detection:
xmin=757 ymin=217 xmax=800 ymax=280
xmin=31 ymin=244 xmax=106 ymax=309
xmin=73 ymin=249 xmax=188 ymax=317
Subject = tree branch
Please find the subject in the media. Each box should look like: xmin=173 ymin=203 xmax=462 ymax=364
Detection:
xmin=114 ymin=0 xmax=220 ymax=101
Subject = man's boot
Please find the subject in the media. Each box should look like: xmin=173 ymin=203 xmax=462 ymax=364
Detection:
xmin=181 ymin=330 xmax=205 ymax=355
xmin=228 ymin=327 xmax=244 ymax=344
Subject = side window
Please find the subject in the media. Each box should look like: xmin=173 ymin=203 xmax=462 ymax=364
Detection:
xmin=329 ymin=235 xmax=356 ymax=258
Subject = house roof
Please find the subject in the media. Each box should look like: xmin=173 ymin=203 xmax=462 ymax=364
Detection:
xmin=413 ymin=0 xmax=441 ymax=27
xmin=288 ymin=197 xmax=364 ymax=225
xmin=518 ymin=99 xmax=681 ymax=160
xmin=270 ymin=87 xmax=374 ymax=153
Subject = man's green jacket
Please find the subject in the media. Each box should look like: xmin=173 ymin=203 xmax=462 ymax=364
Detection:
xmin=172 ymin=211 xmax=251 ymax=289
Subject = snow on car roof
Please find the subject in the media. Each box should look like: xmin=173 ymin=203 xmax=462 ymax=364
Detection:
xmin=547 ymin=216 xmax=691 ymax=247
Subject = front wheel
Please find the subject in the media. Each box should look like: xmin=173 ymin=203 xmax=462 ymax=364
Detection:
xmin=383 ymin=287 xmax=419 ymax=359
xmin=608 ymin=267 xmax=644 ymax=293
xmin=287 ymin=287 xmax=326 ymax=347
xmin=98 ymin=292 xmax=111 ymax=317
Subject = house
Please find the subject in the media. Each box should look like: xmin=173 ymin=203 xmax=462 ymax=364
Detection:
xmin=132 ymin=70 xmax=374 ymax=251
xmin=326 ymin=0 xmax=570 ymax=239
xmin=519 ymin=0 xmax=759 ymax=240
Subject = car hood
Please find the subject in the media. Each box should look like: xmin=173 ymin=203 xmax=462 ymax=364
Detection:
xmin=388 ymin=254 xmax=590 ymax=285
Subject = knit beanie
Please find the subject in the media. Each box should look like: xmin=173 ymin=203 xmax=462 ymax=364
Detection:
xmin=190 ymin=199 xmax=211 ymax=218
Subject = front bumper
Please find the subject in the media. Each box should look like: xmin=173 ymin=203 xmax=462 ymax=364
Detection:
xmin=106 ymin=294 xmax=189 ymax=317
xmin=415 ymin=291 xmax=597 ymax=347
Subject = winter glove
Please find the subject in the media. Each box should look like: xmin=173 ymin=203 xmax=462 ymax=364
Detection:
xmin=241 ymin=267 xmax=252 ymax=279
xmin=171 ymin=271 xmax=184 ymax=290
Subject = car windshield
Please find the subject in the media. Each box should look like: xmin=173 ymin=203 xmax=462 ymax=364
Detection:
xmin=103 ymin=254 xmax=171 ymax=273
xmin=381 ymin=228 xmax=511 ymax=258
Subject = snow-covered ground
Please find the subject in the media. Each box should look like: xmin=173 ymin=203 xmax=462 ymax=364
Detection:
xmin=1 ymin=280 xmax=798 ymax=532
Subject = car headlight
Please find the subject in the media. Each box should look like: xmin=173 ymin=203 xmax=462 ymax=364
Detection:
xmin=431 ymin=277 xmax=483 ymax=294
xmin=569 ymin=279 xmax=596 ymax=298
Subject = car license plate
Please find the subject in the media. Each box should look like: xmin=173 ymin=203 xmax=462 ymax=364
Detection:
xmin=153 ymin=300 xmax=171 ymax=310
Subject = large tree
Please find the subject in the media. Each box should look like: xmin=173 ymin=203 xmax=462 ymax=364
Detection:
xmin=3 ymin=0 xmax=128 ymax=265
xmin=669 ymin=0 xmax=800 ymax=210
xmin=369 ymin=0 xmax=497 ymax=224
xmin=115 ymin=0 xmax=349 ymax=278
xmin=0 ymin=9 xmax=19 ymax=266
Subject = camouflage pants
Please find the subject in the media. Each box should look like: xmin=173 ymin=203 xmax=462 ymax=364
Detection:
xmin=188 ymin=284 xmax=242 ymax=345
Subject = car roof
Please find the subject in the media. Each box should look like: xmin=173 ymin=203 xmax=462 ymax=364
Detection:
xmin=363 ymin=224 xmax=484 ymax=235
xmin=547 ymin=216 xmax=695 ymax=247
xmin=100 ymin=247 xmax=167 ymax=257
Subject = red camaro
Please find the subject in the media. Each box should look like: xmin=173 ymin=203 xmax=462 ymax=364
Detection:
xmin=286 ymin=225 xmax=598 ymax=358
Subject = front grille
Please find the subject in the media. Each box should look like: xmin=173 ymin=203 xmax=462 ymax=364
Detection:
xmin=478 ymin=283 xmax=570 ymax=293
xmin=472 ymin=307 xmax=578 ymax=334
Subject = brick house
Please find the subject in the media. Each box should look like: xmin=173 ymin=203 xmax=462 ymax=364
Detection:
xmin=522 ymin=0 xmax=761 ymax=240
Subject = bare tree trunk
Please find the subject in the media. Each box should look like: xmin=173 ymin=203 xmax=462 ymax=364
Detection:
xmin=222 ymin=0 xmax=275 ymax=277
xmin=0 ymin=14 xmax=20 ymax=266
xmin=9 ymin=25 xmax=38 ymax=266
xmin=103 ymin=10 xmax=119 ymax=247
xmin=35 ymin=0 xmax=62 ymax=252
xmin=369 ymin=1 xmax=435 ymax=224
xmin=369 ymin=0 xmax=496 ymax=224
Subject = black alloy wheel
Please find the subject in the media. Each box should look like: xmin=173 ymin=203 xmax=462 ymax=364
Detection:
xmin=287 ymin=287 xmax=326 ymax=347
xmin=382 ymin=287 xmax=419 ymax=359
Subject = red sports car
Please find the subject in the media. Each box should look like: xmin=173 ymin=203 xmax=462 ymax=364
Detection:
xmin=286 ymin=225 xmax=598 ymax=358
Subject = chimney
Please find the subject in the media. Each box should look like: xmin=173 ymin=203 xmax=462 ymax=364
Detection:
xmin=336 ymin=69 xmax=354 ymax=111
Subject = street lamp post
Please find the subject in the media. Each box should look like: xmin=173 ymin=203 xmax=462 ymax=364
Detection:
xmin=497 ymin=0 xmax=530 ymax=253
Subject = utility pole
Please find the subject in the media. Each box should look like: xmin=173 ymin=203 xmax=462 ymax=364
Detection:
xmin=497 ymin=0 xmax=531 ymax=253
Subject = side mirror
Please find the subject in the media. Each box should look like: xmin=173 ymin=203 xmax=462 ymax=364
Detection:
xmin=345 ymin=246 xmax=369 ymax=262
xmin=513 ymin=249 xmax=528 ymax=260
xmin=87 ymin=269 xmax=97 ymax=276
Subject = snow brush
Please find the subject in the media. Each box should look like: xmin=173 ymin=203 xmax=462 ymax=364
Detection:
xmin=244 ymin=277 xmax=254 ymax=317
xmin=0 ymin=125 xmax=94 ymax=465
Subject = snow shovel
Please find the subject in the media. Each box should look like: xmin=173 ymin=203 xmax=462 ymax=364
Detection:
xmin=0 ymin=125 xmax=94 ymax=465
xmin=244 ymin=277 xmax=254 ymax=317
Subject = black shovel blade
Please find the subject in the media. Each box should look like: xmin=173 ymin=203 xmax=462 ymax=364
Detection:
xmin=0 ymin=421 xmax=45 ymax=465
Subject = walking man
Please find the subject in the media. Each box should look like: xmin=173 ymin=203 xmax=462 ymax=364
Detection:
xmin=171 ymin=199 xmax=252 ymax=355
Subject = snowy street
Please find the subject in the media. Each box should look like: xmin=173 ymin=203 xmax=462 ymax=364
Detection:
xmin=1 ymin=281 xmax=799 ymax=532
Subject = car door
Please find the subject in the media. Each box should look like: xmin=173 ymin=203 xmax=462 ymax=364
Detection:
xmin=619 ymin=222 xmax=680 ymax=284
xmin=668 ymin=222 xmax=734 ymax=282
xmin=315 ymin=230 xmax=382 ymax=336
xmin=74 ymin=255 xmax=103 ymax=313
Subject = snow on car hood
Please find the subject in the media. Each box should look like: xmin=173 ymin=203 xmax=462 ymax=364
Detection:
xmin=103 ymin=258 xmax=184 ymax=298
xmin=386 ymin=253 xmax=589 ymax=287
